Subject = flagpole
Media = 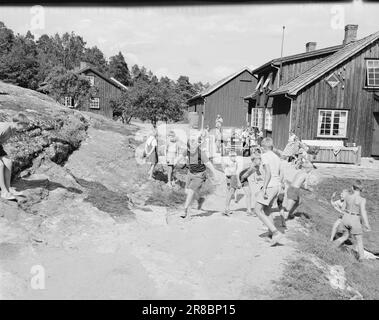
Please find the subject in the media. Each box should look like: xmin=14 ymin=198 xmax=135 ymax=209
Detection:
xmin=278 ymin=26 xmax=285 ymax=87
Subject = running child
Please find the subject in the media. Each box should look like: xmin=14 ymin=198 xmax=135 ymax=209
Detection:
xmin=165 ymin=130 xmax=180 ymax=187
xmin=222 ymin=150 xmax=241 ymax=216
xmin=0 ymin=113 xmax=30 ymax=200
xmin=333 ymin=180 xmax=371 ymax=261
xmin=239 ymin=151 xmax=263 ymax=216
xmin=279 ymin=160 xmax=315 ymax=227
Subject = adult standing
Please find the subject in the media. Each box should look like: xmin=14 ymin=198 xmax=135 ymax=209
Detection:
xmin=144 ymin=128 xmax=158 ymax=180
xmin=254 ymin=137 xmax=284 ymax=246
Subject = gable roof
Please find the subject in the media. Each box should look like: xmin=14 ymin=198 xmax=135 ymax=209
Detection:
xmin=252 ymin=44 xmax=343 ymax=75
xmin=76 ymin=65 xmax=127 ymax=91
xmin=188 ymin=67 xmax=255 ymax=103
xmin=271 ymin=31 xmax=379 ymax=97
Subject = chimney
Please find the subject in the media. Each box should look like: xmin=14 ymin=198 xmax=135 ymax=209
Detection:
xmin=343 ymin=24 xmax=358 ymax=45
xmin=306 ymin=42 xmax=317 ymax=52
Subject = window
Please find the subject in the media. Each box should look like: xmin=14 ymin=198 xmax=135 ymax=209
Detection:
xmin=85 ymin=75 xmax=95 ymax=86
xmin=90 ymin=97 xmax=100 ymax=109
xmin=64 ymin=96 xmax=73 ymax=107
xmin=317 ymin=110 xmax=348 ymax=138
xmin=264 ymin=108 xmax=273 ymax=131
xmin=251 ymin=108 xmax=263 ymax=128
xmin=367 ymin=60 xmax=379 ymax=87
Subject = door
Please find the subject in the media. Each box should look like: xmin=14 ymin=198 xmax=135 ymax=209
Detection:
xmin=372 ymin=112 xmax=379 ymax=156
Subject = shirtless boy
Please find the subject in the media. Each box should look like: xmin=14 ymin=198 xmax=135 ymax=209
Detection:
xmin=222 ymin=150 xmax=241 ymax=216
xmin=279 ymin=160 xmax=315 ymax=227
xmin=333 ymin=180 xmax=371 ymax=261
xmin=330 ymin=189 xmax=349 ymax=241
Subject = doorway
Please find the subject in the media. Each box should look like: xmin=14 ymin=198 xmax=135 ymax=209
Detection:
xmin=372 ymin=112 xmax=379 ymax=156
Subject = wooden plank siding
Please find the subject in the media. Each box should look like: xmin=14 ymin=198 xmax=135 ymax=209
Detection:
xmin=193 ymin=70 xmax=256 ymax=129
xmin=288 ymin=39 xmax=379 ymax=156
xmin=78 ymin=70 xmax=123 ymax=118
xmin=271 ymin=95 xmax=291 ymax=150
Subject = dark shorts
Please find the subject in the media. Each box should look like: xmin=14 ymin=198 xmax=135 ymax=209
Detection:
xmin=226 ymin=175 xmax=239 ymax=190
xmin=0 ymin=145 xmax=7 ymax=157
xmin=147 ymin=149 xmax=158 ymax=164
xmin=186 ymin=171 xmax=207 ymax=192
xmin=287 ymin=186 xmax=300 ymax=202
xmin=239 ymin=168 xmax=250 ymax=187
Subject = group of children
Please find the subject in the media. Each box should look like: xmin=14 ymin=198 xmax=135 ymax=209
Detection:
xmin=143 ymin=119 xmax=372 ymax=257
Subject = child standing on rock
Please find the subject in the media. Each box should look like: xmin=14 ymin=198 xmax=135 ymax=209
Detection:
xmin=0 ymin=113 xmax=30 ymax=200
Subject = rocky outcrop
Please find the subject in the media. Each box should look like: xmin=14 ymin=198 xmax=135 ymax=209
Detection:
xmin=0 ymin=81 xmax=89 ymax=178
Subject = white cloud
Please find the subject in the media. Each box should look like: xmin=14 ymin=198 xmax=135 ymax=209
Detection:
xmin=154 ymin=67 xmax=175 ymax=79
xmin=124 ymin=52 xmax=142 ymax=66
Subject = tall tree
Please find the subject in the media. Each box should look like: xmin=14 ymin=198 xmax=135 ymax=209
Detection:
xmin=83 ymin=46 xmax=108 ymax=74
xmin=108 ymin=51 xmax=132 ymax=86
xmin=0 ymin=33 xmax=39 ymax=89
xmin=61 ymin=32 xmax=86 ymax=70
xmin=0 ymin=21 xmax=15 ymax=55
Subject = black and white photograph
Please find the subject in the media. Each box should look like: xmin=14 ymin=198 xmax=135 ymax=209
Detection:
xmin=0 ymin=0 xmax=379 ymax=304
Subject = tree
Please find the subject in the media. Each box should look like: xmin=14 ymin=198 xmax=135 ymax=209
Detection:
xmin=110 ymin=91 xmax=134 ymax=124
xmin=60 ymin=32 xmax=86 ymax=70
xmin=108 ymin=52 xmax=132 ymax=86
xmin=0 ymin=33 xmax=39 ymax=89
xmin=0 ymin=21 xmax=14 ymax=55
xmin=44 ymin=66 xmax=98 ymax=108
xmin=130 ymin=78 xmax=183 ymax=126
xmin=83 ymin=46 xmax=108 ymax=74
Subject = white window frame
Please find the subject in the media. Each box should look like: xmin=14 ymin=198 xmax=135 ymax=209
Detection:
xmin=89 ymin=97 xmax=100 ymax=109
xmin=251 ymin=108 xmax=263 ymax=129
xmin=64 ymin=96 xmax=72 ymax=107
xmin=317 ymin=109 xmax=348 ymax=138
xmin=85 ymin=75 xmax=95 ymax=86
xmin=366 ymin=59 xmax=379 ymax=87
xmin=264 ymin=108 xmax=273 ymax=131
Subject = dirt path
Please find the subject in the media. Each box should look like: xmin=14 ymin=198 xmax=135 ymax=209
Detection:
xmin=0 ymin=122 xmax=299 ymax=300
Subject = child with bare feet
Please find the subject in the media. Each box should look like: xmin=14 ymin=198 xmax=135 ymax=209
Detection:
xmin=333 ymin=180 xmax=371 ymax=261
xmin=222 ymin=150 xmax=241 ymax=216
xmin=0 ymin=113 xmax=29 ymax=200
xmin=279 ymin=160 xmax=316 ymax=228
xmin=239 ymin=151 xmax=263 ymax=216
xmin=330 ymin=189 xmax=349 ymax=241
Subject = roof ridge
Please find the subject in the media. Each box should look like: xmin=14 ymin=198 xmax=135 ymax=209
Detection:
xmin=271 ymin=30 xmax=379 ymax=96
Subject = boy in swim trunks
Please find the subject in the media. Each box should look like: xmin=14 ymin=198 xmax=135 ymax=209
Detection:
xmin=330 ymin=189 xmax=350 ymax=241
xmin=279 ymin=160 xmax=315 ymax=228
xmin=239 ymin=151 xmax=263 ymax=216
xmin=222 ymin=150 xmax=241 ymax=216
xmin=254 ymin=137 xmax=284 ymax=246
xmin=333 ymin=180 xmax=371 ymax=261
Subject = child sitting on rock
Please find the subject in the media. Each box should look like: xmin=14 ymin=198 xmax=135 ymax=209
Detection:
xmin=0 ymin=113 xmax=30 ymax=200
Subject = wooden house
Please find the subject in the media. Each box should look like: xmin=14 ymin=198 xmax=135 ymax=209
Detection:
xmin=38 ymin=62 xmax=127 ymax=119
xmin=188 ymin=67 xmax=257 ymax=129
xmin=245 ymin=25 xmax=379 ymax=158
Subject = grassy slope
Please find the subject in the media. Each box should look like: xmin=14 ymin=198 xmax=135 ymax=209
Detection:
xmin=276 ymin=178 xmax=379 ymax=300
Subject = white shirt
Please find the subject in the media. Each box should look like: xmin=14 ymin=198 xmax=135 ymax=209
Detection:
xmin=261 ymin=150 xmax=281 ymax=187
xmin=145 ymin=135 xmax=157 ymax=153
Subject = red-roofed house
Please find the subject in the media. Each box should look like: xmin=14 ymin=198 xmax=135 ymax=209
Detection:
xmin=188 ymin=67 xmax=257 ymax=128
xmin=245 ymin=25 xmax=379 ymax=158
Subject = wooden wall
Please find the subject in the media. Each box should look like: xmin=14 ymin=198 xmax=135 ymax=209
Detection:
xmin=198 ymin=70 xmax=256 ymax=129
xmin=272 ymin=95 xmax=291 ymax=150
xmin=290 ymin=39 xmax=379 ymax=156
xmin=78 ymin=70 xmax=122 ymax=118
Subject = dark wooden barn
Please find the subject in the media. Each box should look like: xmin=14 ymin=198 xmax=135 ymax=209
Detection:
xmin=73 ymin=62 xmax=127 ymax=118
xmin=245 ymin=25 xmax=379 ymax=157
xmin=188 ymin=67 xmax=257 ymax=129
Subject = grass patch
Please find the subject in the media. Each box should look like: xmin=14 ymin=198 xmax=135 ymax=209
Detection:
xmin=276 ymin=178 xmax=379 ymax=300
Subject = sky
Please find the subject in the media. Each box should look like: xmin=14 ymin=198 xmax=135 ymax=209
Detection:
xmin=0 ymin=1 xmax=378 ymax=84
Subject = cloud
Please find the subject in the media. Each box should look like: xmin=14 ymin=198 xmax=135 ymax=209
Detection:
xmin=124 ymin=52 xmax=142 ymax=66
xmin=154 ymin=67 xmax=175 ymax=79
